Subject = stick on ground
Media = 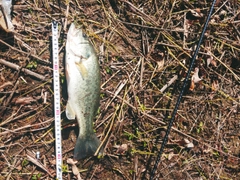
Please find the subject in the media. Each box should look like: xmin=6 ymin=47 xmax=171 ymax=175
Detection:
xmin=0 ymin=58 xmax=46 ymax=81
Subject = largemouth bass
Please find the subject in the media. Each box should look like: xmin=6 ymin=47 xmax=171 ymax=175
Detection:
xmin=65 ymin=23 xmax=101 ymax=160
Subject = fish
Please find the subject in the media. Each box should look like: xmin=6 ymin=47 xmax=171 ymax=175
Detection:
xmin=65 ymin=23 xmax=101 ymax=160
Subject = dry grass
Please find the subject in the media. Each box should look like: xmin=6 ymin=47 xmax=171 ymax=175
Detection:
xmin=0 ymin=0 xmax=240 ymax=179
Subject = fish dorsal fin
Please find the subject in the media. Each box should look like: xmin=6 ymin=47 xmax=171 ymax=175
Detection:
xmin=66 ymin=102 xmax=76 ymax=120
xmin=75 ymin=61 xmax=88 ymax=78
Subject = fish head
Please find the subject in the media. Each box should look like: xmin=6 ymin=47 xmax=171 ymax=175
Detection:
xmin=66 ymin=23 xmax=93 ymax=59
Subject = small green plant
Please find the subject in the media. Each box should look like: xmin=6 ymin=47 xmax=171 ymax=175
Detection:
xmin=124 ymin=131 xmax=137 ymax=140
xmin=31 ymin=173 xmax=41 ymax=180
xmin=124 ymin=133 xmax=133 ymax=140
xmin=62 ymin=164 xmax=68 ymax=173
xmin=212 ymin=151 xmax=219 ymax=157
xmin=26 ymin=60 xmax=38 ymax=69
xmin=105 ymin=66 xmax=112 ymax=74
xmin=129 ymin=169 xmax=135 ymax=174
xmin=139 ymin=103 xmax=146 ymax=111
xmin=100 ymin=93 xmax=105 ymax=98
xmin=143 ymin=141 xmax=147 ymax=148
xmin=197 ymin=121 xmax=203 ymax=133
xmin=97 ymin=153 xmax=104 ymax=159
xmin=97 ymin=107 xmax=101 ymax=114
xmin=21 ymin=159 xmax=29 ymax=167
xmin=136 ymin=96 xmax=146 ymax=112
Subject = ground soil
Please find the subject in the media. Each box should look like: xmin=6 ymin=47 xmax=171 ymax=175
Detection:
xmin=0 ymin=0 xmax=240 ymax=180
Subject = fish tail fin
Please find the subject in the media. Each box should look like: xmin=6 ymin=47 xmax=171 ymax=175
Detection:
xmin=73 ymin=133 xmax=102 ymax=160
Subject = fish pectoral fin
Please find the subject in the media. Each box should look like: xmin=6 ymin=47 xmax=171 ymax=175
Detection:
xmin=75 ymin=61 xmax=88 ymax=78
xmin=66 ymin=102 xmax=76 ymax=120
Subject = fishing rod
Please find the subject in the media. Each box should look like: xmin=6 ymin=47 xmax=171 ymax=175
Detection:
xmin=150 ymin=0 xmax=217 ymax=179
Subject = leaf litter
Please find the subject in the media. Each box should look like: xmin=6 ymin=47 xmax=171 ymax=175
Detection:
xmin=0 ymin=0 xmax=240 ymax=179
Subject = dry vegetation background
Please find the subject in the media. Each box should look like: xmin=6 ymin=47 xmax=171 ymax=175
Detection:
xmin=0 ymin=0 xmax=240 ymax=179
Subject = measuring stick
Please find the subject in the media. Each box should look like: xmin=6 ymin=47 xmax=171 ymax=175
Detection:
xmin=52 ymin=21 xmax=62 ymax=180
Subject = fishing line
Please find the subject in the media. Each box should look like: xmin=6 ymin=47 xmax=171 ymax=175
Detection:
xmin=150 ymin=0 xmax=216 ymax=179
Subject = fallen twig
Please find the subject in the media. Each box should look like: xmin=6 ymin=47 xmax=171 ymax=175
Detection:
xmin=26 ymin=149 xmax=53 ymax=177
xmin=160 ymin=75 xmax=178 ymax=93
xmin=0 ymin=39 xmax=50 ymax=65
xmin=0 ymin=117 xmax=53 ymax=136
xmin=0 ymin=58 xmax=46 ymax=81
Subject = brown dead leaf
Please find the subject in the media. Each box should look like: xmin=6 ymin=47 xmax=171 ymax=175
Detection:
xmin=206 ymin=51 xmax=217 ymax=67
xmin=67 ymin=158 xmax=83 ymax=180
xmin=15 ymin=96 xmax=36 ymax=105
xmin=12 ymin=17 xmax=23 ymax=28
xmin=114 ymin=143 xmax=128 ymax=154
xmin=38 ymin=39 xmax=45 ymax=47
xmin=157 ymin=59 xmax=165 ymax=71
xmin=192 ymin=68 xmax=202 ymax=83
xmin=151 ymin=51 xmax=165 ymax=71
xmin=203 ymin=147 xmax=212 ymax=154
xmin=0 ymin=81 xmax=13 ymax=90
xmin=211 ymin=80 xmax=219 ymax=91
xmin=210 ymin=59 xmax=217 ymax=67
xmin=183 ymin=138 xmax=194 ymax=148
xmin=189 ymin=78 xmax=195 ymax=91
xmin=0 ymin=1 xmax=14 ymax=32
xmin=189 ymin=68 xmax=202 ymax=91
xmin=168 ymin=152 xmax=175 ymax=160
xmin=189 ymin=9 xmax=203 ymax=18
xmin=66 ymin=158 xmax=77 ymax=165
xmin=175 ymin=138 xmax=194 ymax=148
xmin=72 ymin=165 xmax=80 ymax=176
